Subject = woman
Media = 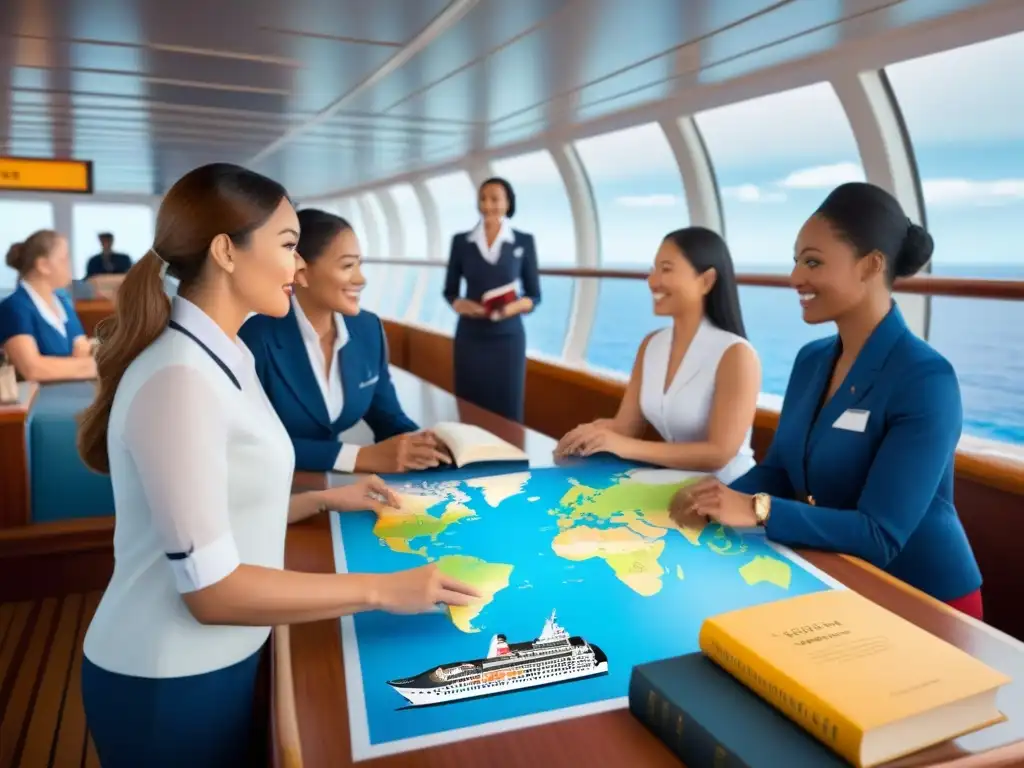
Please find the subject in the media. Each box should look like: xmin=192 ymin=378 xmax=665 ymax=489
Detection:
xmin=670 ymin=182 xmax=983 ymax=618
xmin=75 ymin=163 xmax=480 ymax=767
xmin=555 ymin=227 xmax=760 ymax=483
xmin=444 ymin=176 xmax=540 ymax=422
xmin=0 ymin=229 xmax=96 ymax=381
xmin=239 ymin=208 xmax=449 ymax=473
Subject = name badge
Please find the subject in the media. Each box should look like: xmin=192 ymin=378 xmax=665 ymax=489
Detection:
xmin=359 ymin=374 xmax=379 ymax=389
xmin=833 ymin=408 xmax=869 ymax=433
xmin=513 ymin=246 xmax=524 ymax=257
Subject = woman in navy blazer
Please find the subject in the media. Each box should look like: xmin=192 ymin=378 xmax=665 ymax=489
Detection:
xmin=239 ymin=209 xmax=450 ymax=474
xmin=671 ymin=182 xmax=983 ymax=619
xmin=0 ymin=229 xmax=96 ymax=381
xmin=444 ymin=177 xmax=541 ymax=422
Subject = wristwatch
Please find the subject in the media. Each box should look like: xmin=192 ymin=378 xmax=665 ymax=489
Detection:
xmin=753 ymin=493 xmax=771 ymax=526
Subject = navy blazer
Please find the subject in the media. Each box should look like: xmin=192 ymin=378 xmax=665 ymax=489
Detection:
xmin=731 ymin=304 xmax=981 ymax=602
xmin=0 ymin=284 xmax=86 ymax=357
xmin=239 ymin=308 xmax=418 ymax=472
xmin=443 ymin=228 xmax=541 ymax=336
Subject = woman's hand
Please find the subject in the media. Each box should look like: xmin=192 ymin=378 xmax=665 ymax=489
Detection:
xmin=319 ymin=474 xmax=401 ymax=512
xmin=554 ymin=419 xmax=623 ymax=458
xmin=372 ymin=563 xmax=483 ymax=614
xmin=670 ymin=477 xmax=757 ymax=528
xmin=356 ymin=432 xmax=452 ymax=473
xmin=452 ymin=299 xmax=486 ymax=318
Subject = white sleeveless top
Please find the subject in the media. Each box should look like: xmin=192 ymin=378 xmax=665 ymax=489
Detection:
xmin=639 ymin=319 xmax=755 ymax=484
xmin=83 ymin=297 xmax=295 ymax=679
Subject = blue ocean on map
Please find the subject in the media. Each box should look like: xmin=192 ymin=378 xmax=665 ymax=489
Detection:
xmin=334 ymin=459 xmax=838 ymax=749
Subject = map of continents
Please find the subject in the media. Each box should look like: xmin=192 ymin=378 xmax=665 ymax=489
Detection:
xmin=370 ymin=467 xmax=793 ymax=633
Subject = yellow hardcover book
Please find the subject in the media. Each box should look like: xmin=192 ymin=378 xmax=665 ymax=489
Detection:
xmin=698 ymin=590 xmax=1010 ymax=768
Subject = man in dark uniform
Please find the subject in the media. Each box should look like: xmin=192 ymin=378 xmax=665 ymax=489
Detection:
xmin=84 ymin=233 xmax=133 ymax=278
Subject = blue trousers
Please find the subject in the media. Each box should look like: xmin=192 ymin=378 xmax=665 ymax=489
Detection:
xmin=81 ymin=646 xmax=264 ymax=768
xmin=453 ymin=325 xmax=526 ymax=422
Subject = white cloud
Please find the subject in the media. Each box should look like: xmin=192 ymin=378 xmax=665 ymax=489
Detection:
xmin=778 ymin=162 xmax=864 ymax=189
xmin=614 ymin=194 xmax=681 ymax=207
xmin=720 ymin=183 xmax=786 ymax=204
xmin=922 ymin=178 xmax=1024 ymax=207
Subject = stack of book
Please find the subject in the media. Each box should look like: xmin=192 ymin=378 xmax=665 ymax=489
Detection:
xmin=629 ymin=590 xmax=1011 ymax=767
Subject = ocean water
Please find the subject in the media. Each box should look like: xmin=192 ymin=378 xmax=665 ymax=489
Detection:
xmin=334 ymin=459 xmax=835 ymax=755
xmin=513 ymin=263 xmax=1024 ymax=447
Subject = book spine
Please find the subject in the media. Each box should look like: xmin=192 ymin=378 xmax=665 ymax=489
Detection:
xmin=628 ymin=669 xmax=749 ymax=768
xmin=698 ymin=622 xmax=863 ymax=767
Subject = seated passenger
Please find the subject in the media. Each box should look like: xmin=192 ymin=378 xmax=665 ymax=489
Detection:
xmin=0 ymin=230 xmax=97 ymax=381
xmin=670 ymin=182 xmax=983 ymax=618
xmin=239 ymin=209 xmax=449 ymax=473
xmin=554 ymin=227 xmax=760 ymax=483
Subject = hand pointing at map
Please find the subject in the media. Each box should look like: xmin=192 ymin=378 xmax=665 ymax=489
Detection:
xmin=374 ymin=563 xmax=484 ymax=614
xmin=670 ymin=477 xmax=757 ymax=528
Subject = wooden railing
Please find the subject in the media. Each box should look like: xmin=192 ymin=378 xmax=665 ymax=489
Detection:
xmin=362 ymin=259 xmax=1024 ymax=300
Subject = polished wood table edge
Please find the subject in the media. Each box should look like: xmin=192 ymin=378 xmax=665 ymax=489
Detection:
xmin=0 ymin=380 xmax=38 ymax=422
xmin=271 ymin=625 xmax=303 ymax=768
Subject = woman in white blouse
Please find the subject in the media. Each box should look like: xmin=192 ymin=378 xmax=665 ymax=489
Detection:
xmin=75 ymin=163 xmax=480 ymax=768
xmin=555 ymin=227 xmax=760 ymax=483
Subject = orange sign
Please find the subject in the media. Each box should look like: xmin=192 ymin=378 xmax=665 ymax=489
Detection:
xmin=0 ymin=156 xmax=93 ymax=193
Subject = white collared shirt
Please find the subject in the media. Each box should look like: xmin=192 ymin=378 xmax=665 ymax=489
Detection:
xmin=291 ymin=295 xmax=361 ymax=473
xmin=468 ymin=217 xmax=514 ymax=265
xmin=83 ymin=295 xmax=295 ymax=679
xmin=21 ymin=280 xmax=69 ymax=337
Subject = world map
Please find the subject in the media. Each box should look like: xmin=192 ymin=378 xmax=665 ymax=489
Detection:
xmin=333 ymin=459 xmax=836 ymax=756
xmin=372 ymin=465 xmax=793 ymax=633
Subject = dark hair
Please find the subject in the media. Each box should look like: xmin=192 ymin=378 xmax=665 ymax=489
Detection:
xmin=296 ymin=208 xmax=353 ymax=265
xmin=99 ymin=232 xmax=113 ymax=240
xmin=78 ymin=163 xmax=289 ymax=473
xmin=479 ymin=177 xmax=516 ymax=218
xmin=663 ymin=226 xmax=747 ymax=338
xmin=6 ymin=229 xmax=61 ymax=276
xmin=814 ymin=182 xmax=933 ymax=283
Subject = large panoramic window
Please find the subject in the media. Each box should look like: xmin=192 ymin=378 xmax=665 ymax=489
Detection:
xmin=421 ymin=172 xmax=476 ymax=333
xmin=0 ymin=201 xmax=54 ymax=292
xmin=381 ymin=184 xmax=429 ymax=322
xmin=576 ymin=123 xmax=689 ymax=373
xmin=491 ymin=150 xmax=576 ymax=358
xmin=695 ymin=83 xmax=853 ymax=393
xmin=888 ymin=32 xmax=1024 ymax=446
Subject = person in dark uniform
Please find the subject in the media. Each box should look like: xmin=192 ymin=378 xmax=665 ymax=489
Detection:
xmin=443 ymin=177 xmax=540 ymax=422
xmin=84 ymin=232 xmax=133 ymax=277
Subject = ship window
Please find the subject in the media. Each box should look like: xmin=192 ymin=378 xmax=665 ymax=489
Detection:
xmin=695 ymin=82 xmax=856 ymax=397
xmin=887 ymin=31 xmax=1024 ymax=447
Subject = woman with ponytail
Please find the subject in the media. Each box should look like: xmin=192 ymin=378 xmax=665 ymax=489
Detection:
xmin=76 ymin=163 xmax=480 ymax=768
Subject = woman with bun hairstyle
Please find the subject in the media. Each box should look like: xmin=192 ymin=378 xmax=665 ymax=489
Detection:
xmin=75 ymin=164 xmax=481 ymax=767
xmin=670 ymin=182 xmax=984 ymax=618
xmin=0 ymin=230 xmax=96 ymax=380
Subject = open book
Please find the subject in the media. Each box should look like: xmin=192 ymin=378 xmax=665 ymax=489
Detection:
xmin=432 ymin=421 xmax=528 ymax=467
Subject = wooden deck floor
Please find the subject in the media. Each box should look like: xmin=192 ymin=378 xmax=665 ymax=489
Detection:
xmin=0 ymin=592 xmax=101 ymax=768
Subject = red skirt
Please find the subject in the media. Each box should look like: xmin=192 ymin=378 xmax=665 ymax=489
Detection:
xmin=945 ymin=589 xmax=984 ymax=621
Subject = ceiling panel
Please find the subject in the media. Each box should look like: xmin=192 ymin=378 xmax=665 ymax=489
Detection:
xmin=0 ymin=0 xmax=1014 ymax=196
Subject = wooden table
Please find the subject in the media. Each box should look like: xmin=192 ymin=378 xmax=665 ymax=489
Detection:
xmin=284 ymin=368 xmax=1024 ymax=768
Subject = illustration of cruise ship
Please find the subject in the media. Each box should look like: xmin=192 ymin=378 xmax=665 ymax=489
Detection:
xmin=387 ymin=611 xmax=608 ymax=707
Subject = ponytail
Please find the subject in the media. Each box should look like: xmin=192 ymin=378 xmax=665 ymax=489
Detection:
xmin=78 ymin=249 xmax=171 ymax=473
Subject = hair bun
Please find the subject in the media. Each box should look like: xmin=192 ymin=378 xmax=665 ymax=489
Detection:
xmin=4 ymin=243 xmax=23 ymax=270
xmin=894 ymin=223 xmax=933 ymax=278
